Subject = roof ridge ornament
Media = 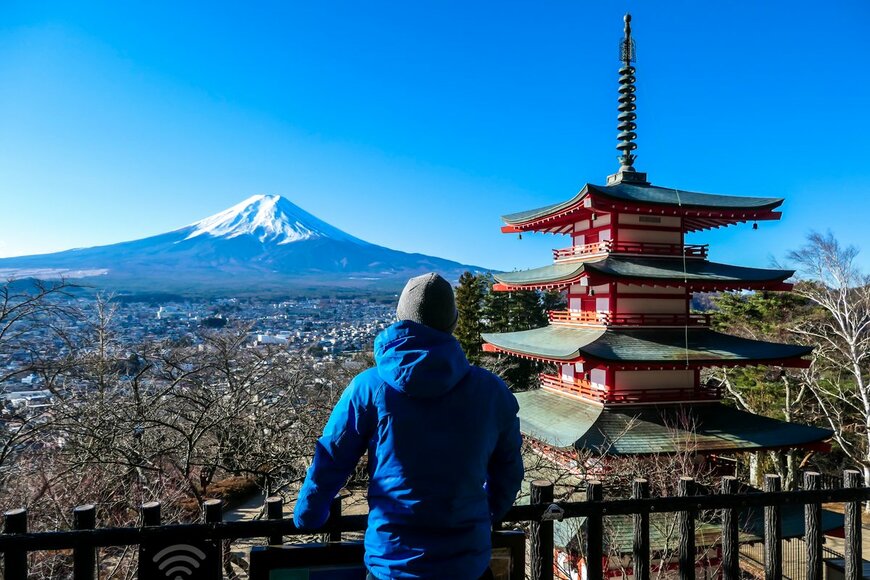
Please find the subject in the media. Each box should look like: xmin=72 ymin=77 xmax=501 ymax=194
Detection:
xmin=608 ymin=13 xmax=649 ymax=186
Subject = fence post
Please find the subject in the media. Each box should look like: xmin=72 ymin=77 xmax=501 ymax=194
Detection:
xmin=632 ymin=478 xmax=650 ymax=580
xmin=530 ymin=480 xmax=554 ymax=580
xmin=141 ymin=501 xmax=161 ymax=526
xmin=266 ymin=496 xmax=283 ymax=545
xmin=721 ymin=476 xmax=739 ymax=580
xmin=586 ymin=480 xmax=603 ymax=580
xmin=73 ymin=504 xmax=97 ymax=580
xmin=678 ymin=477 xmax=695 ymax=580
xmin=804 ymin=472 xmax=822 ymax=580
xmin=327 ymin=496 xmax=343 ymax=543
xmin=844 ymin=470 xmax=862 ymax=580
xmin=763 ymin=474 xmax=782 ymax=580
xmin=203 ymin=498 xmax=223 ymax=523
xmin=3 ymin=508 xmax=27 ymax=580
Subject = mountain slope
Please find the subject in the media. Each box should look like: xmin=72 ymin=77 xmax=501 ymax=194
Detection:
xmin=0 ymin=195 xmax=482 ymax=294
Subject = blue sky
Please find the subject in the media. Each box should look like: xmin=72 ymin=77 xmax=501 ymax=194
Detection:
xmin=1 ymin=1 xmax=869 ymax=272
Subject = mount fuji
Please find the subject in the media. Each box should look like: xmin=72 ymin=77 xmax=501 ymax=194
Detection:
xmin=0 ymin=195 xmax=482 ymax=295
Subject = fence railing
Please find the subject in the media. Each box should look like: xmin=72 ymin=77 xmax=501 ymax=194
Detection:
xmin=1 ymin=471 xmax=867 ymax=580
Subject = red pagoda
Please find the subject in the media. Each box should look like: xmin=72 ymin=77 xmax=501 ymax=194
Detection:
xmin=481 ymin=14 xmax=831 ymax=459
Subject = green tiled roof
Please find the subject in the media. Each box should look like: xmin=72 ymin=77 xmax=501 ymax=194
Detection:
xmin=515 ymin=390 xmax=832 ymax=454
xmin=493 ymin=256 xmax=794 ymax=286
xmin=502 ymin=183 xmax=783 ymax=225
xmin=482 ymin=325 xmax=812 ymax=363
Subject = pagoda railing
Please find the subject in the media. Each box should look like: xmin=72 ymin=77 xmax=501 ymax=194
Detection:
xmin=553 ymin=241 xmax=708 ymax=262
xmin=548 ymin=310 xmax=711 ymax=327
xmin=540 ymin=373 xmax=723 ymax=404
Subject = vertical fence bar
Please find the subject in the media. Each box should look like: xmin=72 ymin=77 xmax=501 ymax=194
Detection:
xmin=804 ymin=472 xmax=822 ymax=580
xmin=844 ymin=470 xmax=862 ymax=580
xmin=3 ymin=508 xmax=27 ymax=580
xmin=678 ymin=477 xmax=695 ymax=580
xmin=141 ymin=501 xmax=161 ymax=526
xmin=763 ymin=474 xmax=782 ymax=580
xmin=530 ymin=480 xmax=555 ymax=580
xmin=586 ymin=480 xmax=604 ymax=580
xmin=720 ymin=476 xmax=739 ymax=580
xmin=327 ymin=496 xmax=343 ymax=543
xmin=266 ymin=496 xmax=283 ymax=545
xmin=73 ymin=504 xmax=96 ymax=580
xmin=632 ymin=478 xmax=650 ymax=580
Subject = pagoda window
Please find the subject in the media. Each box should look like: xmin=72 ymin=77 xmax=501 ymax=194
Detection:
xmin=618 ymin=214 xmax=682 ymax=228
xmin=595 ymin=296 xmax=610 ymax=312
xmin=560 ymin=363 xmax=575 ymax=382
xmin=614 ymin=369 xmax=695 ymax=392
xmin=617 ymin=297 xmax=686 ymax=314
xmin=618 ymin=227 xmax=682 ymax=245
xmin=590 ymin=368 xmax=608 ymax=392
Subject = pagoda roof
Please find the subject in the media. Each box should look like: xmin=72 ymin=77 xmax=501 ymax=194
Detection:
xmin=493 ymin=256 xmax=793 ymax=290
xmin=515 ymin=389 xmax=832 ymax=454
xmin=501 ymin=182 xmax=784 ymax=233
xmin=481 ymin=325 xmax=812 ymax=366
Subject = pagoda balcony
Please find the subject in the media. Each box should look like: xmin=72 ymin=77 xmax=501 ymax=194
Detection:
xmin=539 ymin=373 xmax=723 ymax=405
xmin=552 ymin=240 xmax=708 ymax=262
xmin=548 ymin=310 xmax=711 ymax=327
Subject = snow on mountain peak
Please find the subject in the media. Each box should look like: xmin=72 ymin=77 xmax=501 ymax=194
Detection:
xmin=183 ymin=194 xmax=366 ymax=245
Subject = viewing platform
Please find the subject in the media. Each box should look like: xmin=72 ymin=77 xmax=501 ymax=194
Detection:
xmin=547 ymin=310 xmax=711 ymax=328
xmin=539 ymin=373 xmax=722 ymax=404
xmin=552 ymin=241 xmax=708 ymax=262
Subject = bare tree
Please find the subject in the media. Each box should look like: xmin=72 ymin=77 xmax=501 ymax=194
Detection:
xmin=787 ymin=231 xmax=870 ymax=490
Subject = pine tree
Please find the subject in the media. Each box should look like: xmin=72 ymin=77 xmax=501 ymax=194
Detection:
xmin=454 ymin=272 xmax=486 ymax=364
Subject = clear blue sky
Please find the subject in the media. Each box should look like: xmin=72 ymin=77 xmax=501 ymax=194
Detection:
xmin=2 ymin=1 xmax=869 ymax=272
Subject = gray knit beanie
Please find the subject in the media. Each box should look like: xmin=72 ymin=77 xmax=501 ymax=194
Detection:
xmin=396 ymin=273 xmax=458 ymax=334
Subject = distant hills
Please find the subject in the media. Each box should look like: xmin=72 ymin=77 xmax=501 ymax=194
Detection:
xmin=0 ymin=195 xmax=483 ymax=296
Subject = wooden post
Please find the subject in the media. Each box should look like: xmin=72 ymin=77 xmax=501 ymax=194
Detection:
xmin=3 ymin=508 xmax=27 ymax=580
xmin=266 ymin=496 xmax=283 ymax=545
xmin=141 ymin=501 xmax=161 ymax=526
xmin=721 ymin=476 xmax=739 ymax=580
xmin=632 ymin=478 xmax=650 ymax=580
xmin=530 ymin=480 xmax=555 ymax=580
xmin=203 ymin=499 xmax=223 ymax=523
xmin=327 ymin=496 xmax=343 ymax=543
xmin=73 ymin=504 xmax=97 ymax=580
xmin=763 ymin=474 xmax=782 ymax=580
xmin=804 ymin=472 xmax=822 ymax=580
xmin=844 ymin=470 xmax=862 ymax=580
xmin=678 ymin=477 xmax=695 ymax=580
xmin=586 ymin=480 xmax=604 ymax=580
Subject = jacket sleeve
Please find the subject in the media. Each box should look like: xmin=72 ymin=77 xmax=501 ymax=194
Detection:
xmin=293 ymin=374 xmax=376 ymax=530
xmin=486 ymin=387 xmax=524 ymax=522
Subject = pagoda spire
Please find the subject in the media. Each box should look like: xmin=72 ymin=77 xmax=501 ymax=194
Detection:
xmin=617 ymin=13 xmax=638 ymax=172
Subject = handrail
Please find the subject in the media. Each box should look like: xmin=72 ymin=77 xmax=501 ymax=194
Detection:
xmin=1 ymin=471 xmax=866 ymax=580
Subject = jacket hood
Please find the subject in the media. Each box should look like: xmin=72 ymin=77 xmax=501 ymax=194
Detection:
xmin=374 ymin=320 xmax=470 ymax=398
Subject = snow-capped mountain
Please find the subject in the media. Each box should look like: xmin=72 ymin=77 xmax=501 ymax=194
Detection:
xmin=0 ymin=195 xmax=481 ymax=294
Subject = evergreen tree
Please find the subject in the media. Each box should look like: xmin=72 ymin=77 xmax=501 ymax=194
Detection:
xmin=454 ymin=271 xmax=486 ymax=364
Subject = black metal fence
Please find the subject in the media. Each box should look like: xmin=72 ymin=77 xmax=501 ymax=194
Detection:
xmin=2 ymin=470 xmax=868 ymax=580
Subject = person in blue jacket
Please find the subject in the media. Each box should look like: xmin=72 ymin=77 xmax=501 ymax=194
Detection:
xmin=294 ymin=272 xmax=524 ymax=580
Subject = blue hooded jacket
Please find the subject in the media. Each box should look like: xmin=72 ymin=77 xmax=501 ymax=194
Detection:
xmin=294 ymin=320 xmax=524 ymax=579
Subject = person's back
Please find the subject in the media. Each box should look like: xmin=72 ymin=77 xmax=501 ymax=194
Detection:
xmin=294 ymin=273 xmax=524 ymax=579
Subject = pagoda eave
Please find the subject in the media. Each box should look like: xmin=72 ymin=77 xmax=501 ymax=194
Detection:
xmin=516 ymin=390 xmax=833 ymax=455
xmin=500 ymin=183 xmax=784 ymax=234
xmin=482 ymin=341 xmax=810 ymax=369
